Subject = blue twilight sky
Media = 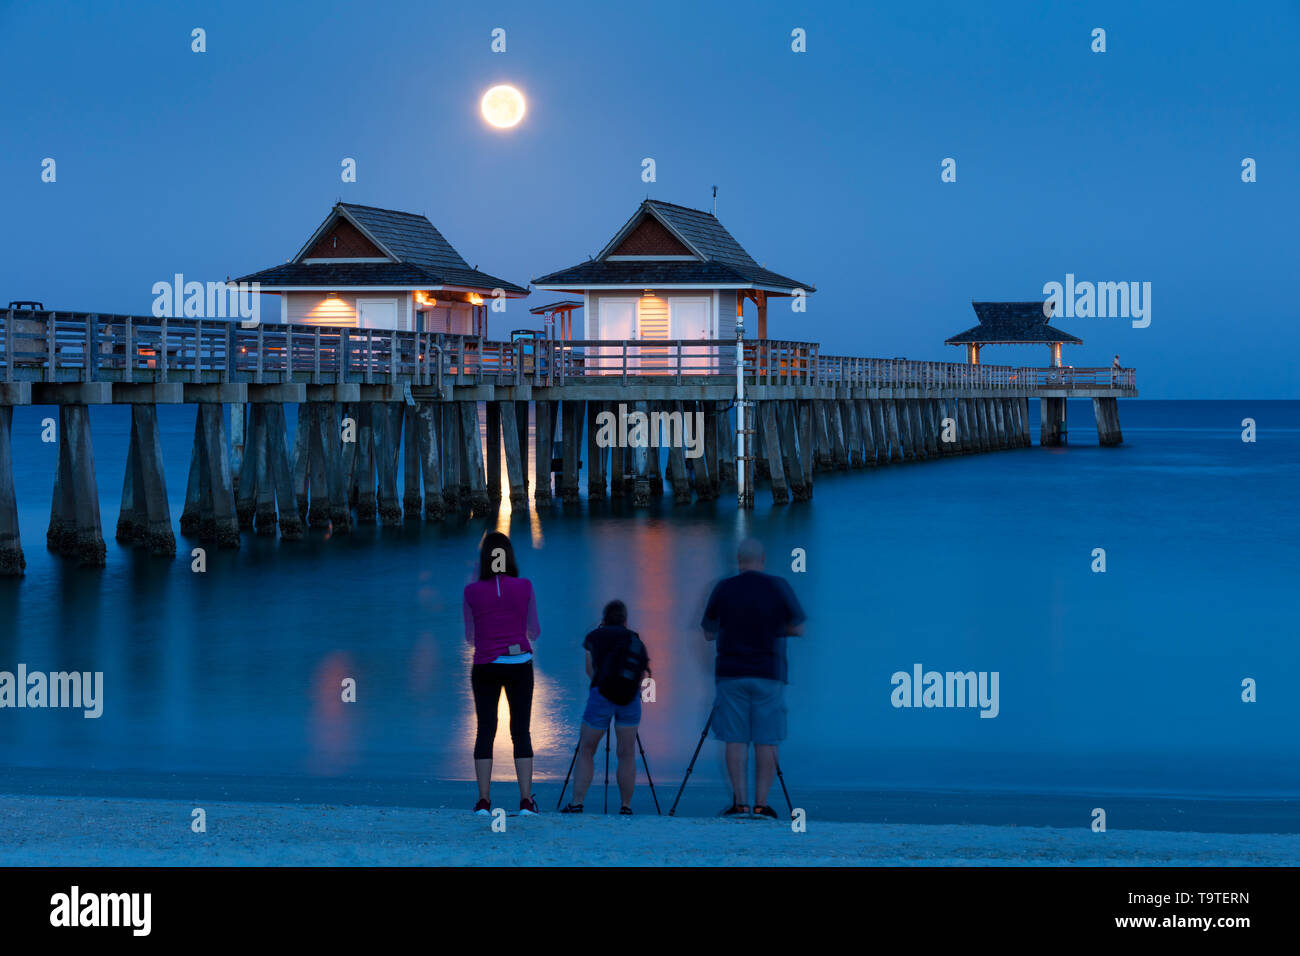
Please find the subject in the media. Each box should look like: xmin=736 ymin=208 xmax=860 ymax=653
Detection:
xmin=1 ymin=0 xmax=1296 ymax=398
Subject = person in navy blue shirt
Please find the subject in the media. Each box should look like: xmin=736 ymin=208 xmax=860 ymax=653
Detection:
xmin=701 ymin=538 xmax=806 ymax=818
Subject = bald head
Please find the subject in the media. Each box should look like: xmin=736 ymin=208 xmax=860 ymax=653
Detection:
xmin=737 ymin=537 xmax=765 ymax=570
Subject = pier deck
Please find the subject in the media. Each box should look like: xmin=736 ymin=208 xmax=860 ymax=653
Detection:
xmin=0 ymin=310 xmax=1136 ymax=574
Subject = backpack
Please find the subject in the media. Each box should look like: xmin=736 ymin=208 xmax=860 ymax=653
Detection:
xmin=596 ymin=630 xmax=649 ymax=706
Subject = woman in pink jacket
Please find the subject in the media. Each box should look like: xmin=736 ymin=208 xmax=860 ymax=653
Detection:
xmin=463 ymin=531 xmax=541 ymax=815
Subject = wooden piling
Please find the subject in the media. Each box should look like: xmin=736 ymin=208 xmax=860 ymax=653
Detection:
xmin=459 ymin=401 xmax=490 ymax=514
xmin=403 ymin=406 xmax=422 ymax=519
xmin=516 ymin=401 xmax=531 ymax=497
xmin=319 ymin=403 xmax=352 ymax=533
xmin=441 ymin=401 xmax=462 ymax=510
xmin=830 ymin=401 xmax=850 ymax=469
xmin=797 ymin=400 xmax=814 ymax=497
xmin=197 ymin=403 xmax=240 ymax=549
xmin=1092 ymin=397 xmax=1123 ymax=446
xmin=181 ymin=413 xmax=204 ymax=534
xmin=779 ymin=400 xmax=809 ymax=500
xmin=885 ymin=400 xmax=904 ymax=462
xmin=586 ymin=401 xmax=606 ymax=499
xmin=501 ymin=400 xmax=529 ymax=506
xmin=265 ymin=403 xmax=304 ymax=539
xmin=534 ymin=400 xmax=554 ymax=502
xmin=116 ymin=403 xmax=176 ymax=554
xmin=701 ymin=401 xmax=720 ymax=500
xmin=234 ymin=404 xmax=258 ymax=529
xmin=1040 ymin=397 xmax=1066 ymax=447
xmin=252 ymin=406 xmax=278 ymax=536
xmin=485 ymin=401 xmax=503 ymax=503
xmin=375 ymin=404 xmax=404 ymax=525
xmin=666 ymin=402 xmax=692 ymax=504
xmin=0 ymin=406 xmax=23 ymax=575
xmin=46 ymin=405 xmax=106 ymax=566
xmin=351 ymin=404 xmax=376 ymax=522
xmin=415 ymin=402 xmax=445 ymax=520
xmin=909 ymin=400 xmax=929 ymax=459
xmin=560 ymin=401 xmax=581 ymax=504
xmin=813 ymin=401 xmax=834 ymax=471
xmin=291 ymin=404 xmax=310 ymax=519
xmin=856 ymin=400 xmax=878 ymax=466
xmin=924 ymin=400 xmax=941 ymax=457
xmin=760 ymin=401 xmax=789 ymax=504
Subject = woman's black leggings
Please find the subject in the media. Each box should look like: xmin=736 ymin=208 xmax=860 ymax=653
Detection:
xmin=471 ymin=661 xmax=534 ymax=760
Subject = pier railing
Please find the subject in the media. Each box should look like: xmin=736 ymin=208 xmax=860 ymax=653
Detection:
xmin=1 ymin=311 xmax=1136 ymax=392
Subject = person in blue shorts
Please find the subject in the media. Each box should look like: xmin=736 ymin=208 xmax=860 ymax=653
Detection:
xmin=561 ymin=600 xmax=650 ymax=815
xmin=701 ymin=538 xmax=806 ymax=819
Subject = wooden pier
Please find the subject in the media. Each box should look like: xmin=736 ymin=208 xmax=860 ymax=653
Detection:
xmin=0 ymin=310 xmax=1137 ymax=574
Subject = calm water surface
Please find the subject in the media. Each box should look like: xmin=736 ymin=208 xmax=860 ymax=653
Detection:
xmin=1 ymin=400 xmax=1296 ymax=807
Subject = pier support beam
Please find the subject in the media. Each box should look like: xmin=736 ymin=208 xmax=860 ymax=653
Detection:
xmin=666 ymin=403 xmax=692 ymax=505
xmin=459 ymin=401 xmax=491 ymax=515
xmin=1092 ymin=397 xmax=1123 ymax=446
xmin=501 ymin=400 xmax=529 ymax=506
xmin=442 ymin=401 xmax=462 ymax=511
xmin=194 ymin=404 xmax=240 ymax=549
xmin=779 ymin=400 xmax=809 ymax=501
xmin=0 ymin=406 xmax=25 ymax=575
xmin=760 ymin=401 xmax=789 ymax=505
xmin=46 ymin=404 xmax=106 ymax=566
xmin=1040 ymin=397 xmax=1067 ymax=447
xmin=885 ymin=401 xmax=903 ymax=462
xmin=115 ymin=404 xmax=176 ymax=557
xmin=830 ymin=401 xmax=850 ymax=470
xmin=586 ymin=401 xmax=606 ymax=500
xmin=560 ymin=401 xmax=581 ymax=505
xmin=485 ymin=401 xmax=502 ymax=503
xmin=375 ymin=404 xmax=403 ymax=525
xmin=350 ymin=404 xmax=376 ymax=523
xmin=699 ymin=401 xmax=719 ymax=499
xmin=797 ymin=400 xmax=814 ymax=497
xmin=403 ymin=406 xmax=422 ymax=520
xmin=415 ymin=403 xmax=445 ymax=520
xmin=813 ymin=401 xmax=834 ymax=472
xmin=263 ymin=404 xmax=304 ymax=539
xmin=534 ymin=400 xmax=554 ymax=502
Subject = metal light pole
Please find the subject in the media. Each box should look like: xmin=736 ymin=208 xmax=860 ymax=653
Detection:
xmin=736 ymin=312 xmax=752 ymax=508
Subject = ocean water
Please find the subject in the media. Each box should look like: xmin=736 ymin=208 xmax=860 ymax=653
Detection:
xmin=0 ymin=399 xmax=1297 ymax=823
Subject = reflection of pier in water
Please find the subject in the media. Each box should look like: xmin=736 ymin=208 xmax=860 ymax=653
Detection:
xmin=0 ymin=310 xmax=1137 ymax=574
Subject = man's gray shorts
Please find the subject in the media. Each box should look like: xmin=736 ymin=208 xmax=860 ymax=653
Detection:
xmin=712 ymin=677 xmax=786 ymax=745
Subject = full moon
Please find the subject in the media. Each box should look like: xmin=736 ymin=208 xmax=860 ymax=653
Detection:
xmin=481 ymin=85 xmax=526 ymax=129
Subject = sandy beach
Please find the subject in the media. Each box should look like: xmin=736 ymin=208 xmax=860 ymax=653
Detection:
xmin=2 ymin=794 xmax=1296 ymax=866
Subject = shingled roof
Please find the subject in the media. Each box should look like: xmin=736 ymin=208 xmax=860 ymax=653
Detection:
xmin=532 ymin=199 xmax=815 ymax=293
xmin=233 ymin=202 xmax=528 ymax=295
xmin=945 ymin=302 xmax=1083 ymax=345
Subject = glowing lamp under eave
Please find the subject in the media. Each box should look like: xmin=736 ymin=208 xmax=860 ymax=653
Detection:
xmin=480 ymin=85 xmax=526 ymax=129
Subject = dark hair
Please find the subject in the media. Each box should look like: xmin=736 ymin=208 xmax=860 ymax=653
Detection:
xmin=602 ymin=600 xmax=628 ymax=627
xmin=478 ymin=531 xmax=518 ymax=580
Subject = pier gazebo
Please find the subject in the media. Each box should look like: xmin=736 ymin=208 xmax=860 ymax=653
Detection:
xmin=233 ymin=202 xmax=528 ymax=334
xmin=531 ymin=198 xmax=814 ymax=369
xmin=946 ymin=301 xmax=1082 ymax=367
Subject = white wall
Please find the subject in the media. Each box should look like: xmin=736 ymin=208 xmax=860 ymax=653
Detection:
xmin=284 ymin=292 xmax=428 ymax=331
xmin=586 ymin=290 xmax=720 ymax=341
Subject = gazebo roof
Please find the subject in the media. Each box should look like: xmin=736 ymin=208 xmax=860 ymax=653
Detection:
xmin=532 ymin=199 xmax=815 ymax=294
xmin=529 ymin=299 xmax=583 ymax=315
xmin=945 ymin=302 xmax=1083 ymax=346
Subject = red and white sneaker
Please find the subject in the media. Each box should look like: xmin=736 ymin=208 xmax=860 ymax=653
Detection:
xmin=473 ymin=798 xmax=491 ymax=815
xmin=519 ymin=796 xmax=540 ymax=816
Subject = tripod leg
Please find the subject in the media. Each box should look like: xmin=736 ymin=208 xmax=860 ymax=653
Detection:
xmin=637 ymin=732 xmax=661 ymax=815
xmin=775 ymin=759 xmax=794 ymax=817
xmin=556 ymin=740 xmax=580 ymax=810
xmin=669 ymin=710 xmax=714 ymax=817
xmin=604 ymin=716 xmax=611 ymax=815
